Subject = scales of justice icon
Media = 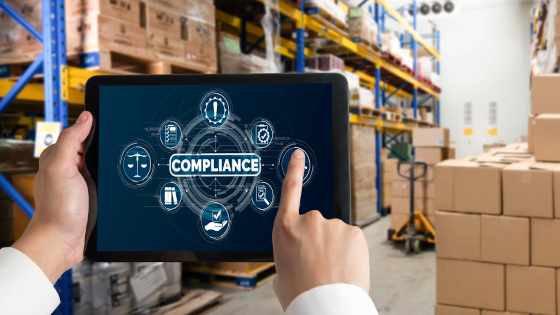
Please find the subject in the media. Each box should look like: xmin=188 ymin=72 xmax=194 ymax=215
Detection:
xmin=122 ymin=146 xmax=152 ymax=182
xmin=127 ymin=152 xmax=148 ymax=178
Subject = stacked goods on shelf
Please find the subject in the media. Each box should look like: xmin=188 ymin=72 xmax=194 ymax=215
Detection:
xmin=0 ymin=0 xmax=217 ymax=72
xmin=380 ymin=31 xmax=402 ymax=61
xmin=530 ymin=0 xmax=559 ymax=75
xmin=434 ymin=144 xmax=560 ymax=315
xmin=350 ymin=87 xmax=374 ymax=110
xmin=350 ymin=125 xmax=378 ymax=226
xmin=390 ymin=128 xmax=450 ymax=231
xmin=381 ymin=157 xmax=396 ymax=211
xmin=401 ymin=48 xmax=413 ymax=72
xmin=347 ymin=6 xmax=378 ymax=45
xmin=304 ymin=0 xmax=347 ymax=29
xmin=218 ymin=32 xmax=276 ymax=74
xmin=304 ymin=54 xmax=345 ymax=72
xmin=530 ymin=74 xmax=560 ymax=160
xmin=0 ymin=0 xmax=42 ymax=64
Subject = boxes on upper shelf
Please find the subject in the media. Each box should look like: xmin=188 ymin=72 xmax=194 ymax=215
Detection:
xmin=412 ymin=128 xmax=450 ymax=148
xmin=534 ymin=114 xmax=560 ymax=162
xmin=531 ymin=74 xmax=560 ymax=115
xmin=347 ymin=7 xmax=378 ymax=44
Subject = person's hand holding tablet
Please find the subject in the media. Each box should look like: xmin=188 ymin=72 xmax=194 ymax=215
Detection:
xmin=273 ymin=149 xmax=377 ymax=314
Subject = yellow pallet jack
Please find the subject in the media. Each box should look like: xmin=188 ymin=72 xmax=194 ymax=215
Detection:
xmin=392 ymin=160 xmax=436 ymax=253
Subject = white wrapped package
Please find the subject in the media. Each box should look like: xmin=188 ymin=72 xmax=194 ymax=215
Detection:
xmin=380 ymin=31 xmax=402 ymax=57
xmin=305 ymin=0 xmax=347 ymax=24
xmin=344 ymin=70 xmax=361 ymax=90
xmin=350 ymin=87 xmax=374 ymax=109
xmin=401 ymin=48 xmax=413 ymax=69
xmin=417 ymin=56 xmax=433 ymax=78
xmin=430 ymin=73 xmax=440 ymax=87
xmin=348 ymin=7 xmax=378 ymax=44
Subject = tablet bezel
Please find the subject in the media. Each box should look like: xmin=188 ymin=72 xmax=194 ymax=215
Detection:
xmin=83 ymin=73 xmax=350 ymax=262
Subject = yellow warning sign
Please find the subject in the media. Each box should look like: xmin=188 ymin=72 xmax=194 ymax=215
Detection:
xmin=464 ymin=128 xmax=473 ymax=136
xmin=488 ymin=128 xmax=498 ymax=135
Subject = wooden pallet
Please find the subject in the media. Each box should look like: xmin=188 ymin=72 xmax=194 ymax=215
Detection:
xmin=349 ymin=106 xmax=381 ymax=118
xmin=382 ymin=112 xmax=403 ymax=122
xmin=402 ymin=116 xmax=418 ymax=125
xmin=400 ymin=64 xmax=416 ymax=77
xmin=305 ymin=4 xmax=347 ymax=30
xmin=183 ymin=263 xmax=276 ymax=291
xmin=151 ymin=290 xmax=223 ymax=315
xmin=381 ymin=51 xmax=402 ymax=67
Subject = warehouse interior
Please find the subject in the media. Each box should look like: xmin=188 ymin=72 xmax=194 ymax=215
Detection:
xmin=0 ymin=0 xmax=556 ymax=314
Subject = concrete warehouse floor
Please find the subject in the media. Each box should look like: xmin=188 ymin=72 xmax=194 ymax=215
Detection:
xmin=205 ymin=215 xmax=436 ymax=315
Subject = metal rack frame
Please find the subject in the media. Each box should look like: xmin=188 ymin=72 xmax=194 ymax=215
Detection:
xmin=0 ymin=0 xmax=73 ymax=313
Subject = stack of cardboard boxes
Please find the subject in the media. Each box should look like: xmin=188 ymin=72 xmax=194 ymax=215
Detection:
xmin=530 ymin=74 xmax=560 ymax=161
xmin=347 ymin=6 xmax=378 ymax=45
xmin=0 ymin=0 xmax=217 ymax=72
xmin=350 ymin=125 xmax=378 ymax=226
xmin=390 ymin=128 xmax=451 ymax=231
xmin=380 ymin=155 xmax=396 ymax=211
xmin=435 ymin=96 xmax=560 ymax=315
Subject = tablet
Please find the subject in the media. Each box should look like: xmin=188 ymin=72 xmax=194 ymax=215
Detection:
xmin=83 ymin=73 xmax=350 ymax=261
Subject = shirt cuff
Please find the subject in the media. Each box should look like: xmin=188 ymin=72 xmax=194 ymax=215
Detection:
xmin=0 ymin=247 xmax=60 ymax=314
xmin=285 ymin=283 xmax=379 ymax=315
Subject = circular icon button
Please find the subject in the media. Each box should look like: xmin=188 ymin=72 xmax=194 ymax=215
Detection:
xmin=159 ymin=182 xmax=182 ymax=211
xmin=200 ymin=202 xmax=231 ymax=241
xmin=122 ymin=146 xmax=152 ymax=183
xmin=251 ymin=181 xmax=275 ymax=211
xmin=159 ymin=120 xmax=182 ymax=149
xmin=281 ymin=147 xmax=311 ymax=181
xmin=251 ymin=120 xmax=274 ymax=149
xmin=201 ymin=92 xmax=229 ymax=128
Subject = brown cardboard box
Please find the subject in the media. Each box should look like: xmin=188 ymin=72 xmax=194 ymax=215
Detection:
xmin=392 ymin=162 xmax=434 ymax=182
xmin=183 ymin=18 xmax=217 ymax=71
xmin=0 ymin=0 xmax=41 ymax=26
xmin=66 ymin=14 xmax=148 ymax=57
xmin=531 ymin=218 xmax=560 ymax=267
xmin=351 ymin=164 xmax=376 ymax=182
xmin=381 ymin=184 xmax=391 ymax=208
xmin=436 ymin=211 xmax=480 ymax=260
xmin=481 ymin=215 xmax=529 ymax=265
xmin=392 ymin=197 xmax=434 ymax=215
xmin=534 ymin=114 xmax=560 ymax=162
xmin=481 ymin=311 xmax=528 ymax=315
xmin=185 ymin=0 xmax=215 ymax=25
xmin=10 ymin=174 xmax=35 ymax=241
xmin=412 ymin=128 xmax=450 ymax=147
xmin=391 ymin=180 xmax=434 ymax=199
xmin=528 ymin=115 xmax=535 ymax=154
xmin=351 ymin=178 xmax=375 ymax=194
xmin=434 ymin=159 xmax=455 ymax=210
xmin=436 ymin=259 xmax=505 ymax=310
xmin=557 ymin=269 xmax=560 ymax=315
xmin=502 ymin=161 xmax=555 ymax=218
xmin=147 ymin=0 xmax=186 ymax=14
xmin=427 ymin=214 xmax=436 ymax=228
xmin=207 ymin=262 xmax=268 ymax=273
xmin=531 ymin=74 xmax=560 ymax=115
xmin=351 ymin=189 xmax=377 ymax=225
xmin=147 ymin=5 xmax=181 ymax=34
xmin=350 ymin=125 xmax=376 ymax=166
xmin=452 ymin=160 xmax=503 ymax=215
xmin=381 ymin=159 xmax=396 ymax=184
xmin=66 ymin=0 xmax=144 ymax=25
xmin=435 ymin=305 xmax=480 ymax=315
xmin=415 ymin=147 xmax=455 ymax=165
xmin=506 ymin=265 xmax=556 ymax=315
xmin=555 ymin=165 xmax=560 ymax=218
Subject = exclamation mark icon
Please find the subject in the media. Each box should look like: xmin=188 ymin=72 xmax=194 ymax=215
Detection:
xmin=213 ymin=101 xmax=217 ymax=119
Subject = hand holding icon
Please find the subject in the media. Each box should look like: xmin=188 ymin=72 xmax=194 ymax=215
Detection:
xmin=205 ymin=220 xmax=228 ymax=232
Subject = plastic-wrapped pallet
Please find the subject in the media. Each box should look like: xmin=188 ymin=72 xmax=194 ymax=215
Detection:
xmin=92 ymin=262 xmax=133 ymax=315
xmin=380 ymin=31 xmax=402 ymax=57
xmin=305 ymin=0 xmax=347 ymax=25
xmin=130 ymin=262 xmax=182 ymax=311
xmin=430 ymin=73 xmax=441 ymax=87
xmin=350 ymin=87 xmax=374 ymax=110
xmin=347 ymin=7 xmax=378 ymax=44
xmin=218 ymin=32 xmax=278 ymax=74
xmin=304 ymin=55 xmax=345 ymax=72
xmin=73 ymin=260 xmax=94 ymax=315
xmin=401 ymin=48 xmax=413 ymax=69
xmin=418 ymin=56 xmax=433 ymax=79
xmin=344 ymin=70 xmax=361 ymax=91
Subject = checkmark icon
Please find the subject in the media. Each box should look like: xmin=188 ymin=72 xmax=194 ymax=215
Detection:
xmin=212 ymin=211 xmax=221 ymax=222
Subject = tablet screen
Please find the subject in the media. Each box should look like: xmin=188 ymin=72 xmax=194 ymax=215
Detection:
xmin=97 ymin=84 xmax=334 ymax=251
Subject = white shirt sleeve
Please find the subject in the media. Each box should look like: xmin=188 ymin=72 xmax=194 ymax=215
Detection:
xmin=0 ymin=247 xmax=61 ymax=315
xmin=285 ymin=283 xmax=379 ymax=315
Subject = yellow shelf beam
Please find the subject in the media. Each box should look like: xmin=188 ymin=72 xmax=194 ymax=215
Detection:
xmin=345 ymin=66 xmax=412 ymax=99
xmin=349 ymin=114 xmax=436 ymax=132
xmin=0 ymin=79 xmax=84 ymax=105
xmin=376 ymin=0 xmax=440 ymax=61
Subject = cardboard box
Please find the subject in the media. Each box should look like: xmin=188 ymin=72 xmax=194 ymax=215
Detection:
xmin=207 ymin=262 xmax=268 ymax=273
xmin=185 ymin=0 xmax=215 ymax=26
xmin=392 ymin=162 xmax=434 ymax=182
xmin=412 ymin=128 xmax=450 ymax=147
xmin=351 ymin=164 xmax=376 ymax=182
xmin=184 ymin=18 xmax=217 ymax=71
xmin=506 ymin=265 xmax=556 ymax=315
xmin=436 ymin=259 xmax=505 ymax=310
xmin=531 ymin=74 xmax=560 ymax=115
xmin=557 ymin=269 xmax=560 ymax=315
xmin=0 ymin=0 xmax=41 ymax=26
xmin=351 ymin=178 xmax=375 ymax=194
xmin=555 ymin=165 xmax=560 ymax=218
xmin=436 ymin=159 xmax=503 ymax=214
xmin=66 ymin=14 xmax=148 ymax=57
xmin=147 ymin=30 xmax=185 ymax=63
xmin=381 ymin=184 xmax=391 ymax=208
xmin=534 ymin=114 xmax=560 ymax=162
xmin=436 ymin=211 xmax=480 ymax=260
xmin=434 ymin=159 xmax=455 ymax=210
xmin=350 ymin=125 xmax=376 ymax=166
xmin=435 ymin=305 xmax=480 ymax=315
xmin=502 ymin=161 xmax=555 ymax=218
xmin=481 ymin=215 xmax=529 ymax=265
xmin=147 ymin=0 xmax=186 ymax=14
xmin=66 ymin=0 xmax=144 ymax=25
xmin=11 ymin=174 xmax=35 ymax=241
xmin=427 ymin=215 xmax=436 ymax=228
xmin=531 ymin=218 xmax=560 ymax=267
xmin=351 ymin=189 xmax=377 ymax=225
xmin=481 ymin=311 xmax=528 ymax=315
xmin=391 ymin=180 xmax=434 ymax=199
xmin=147 ymin=5 xmax=181 ymax=34
xmin=392 ymin=197 xmax=434 ymax=215
xmin=415 ymin=147 xmax=455 ymax=165
xmin=528 ymin=115 xmax=535 ymax=154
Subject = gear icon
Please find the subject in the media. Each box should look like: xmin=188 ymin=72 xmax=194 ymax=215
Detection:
xmin=257 ymin=127 xmax=270 ymax=144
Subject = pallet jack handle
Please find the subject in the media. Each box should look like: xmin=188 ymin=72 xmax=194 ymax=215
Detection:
xmin=397 ymin=160 xmax=428 ymax=227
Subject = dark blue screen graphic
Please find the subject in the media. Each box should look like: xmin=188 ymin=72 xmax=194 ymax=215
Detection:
xmin=98 ymin=84 xmax=333 ymax=251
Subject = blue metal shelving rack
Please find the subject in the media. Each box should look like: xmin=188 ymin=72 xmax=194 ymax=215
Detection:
xmin=0 ymin=0 xmax=73 ymax=313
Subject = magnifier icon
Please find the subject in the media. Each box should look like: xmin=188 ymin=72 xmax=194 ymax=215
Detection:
xmin=257 ymin=189 xmax=270 ymax=206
